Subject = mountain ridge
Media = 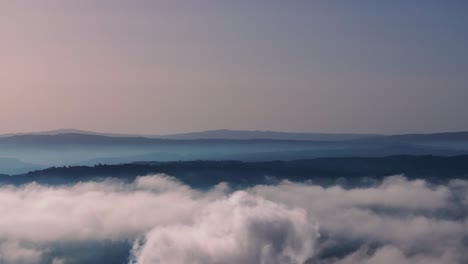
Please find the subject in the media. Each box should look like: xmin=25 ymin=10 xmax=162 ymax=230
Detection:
xmin=2 ymin=129 xmax=468 ymax=142
xmin=3 ymin=155 xmax=468 ymax=187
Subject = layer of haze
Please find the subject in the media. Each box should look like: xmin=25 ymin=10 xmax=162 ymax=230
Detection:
xmin=1 ymin=1 xmax=467 ymax=134
xmin=0 ymin=174 xmax=466 ymax=263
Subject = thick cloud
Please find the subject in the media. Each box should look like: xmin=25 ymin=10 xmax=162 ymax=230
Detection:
xmin=0 ymin=242 xmax=42 ymax=264
xmin=249 ymin=176 xmax=468 ymax=264
xmin=0 ymin=174 xmax=466 ymax=264
xmin=130 ymin=191 xmax=317 ymax=264
xmin=0 ymin=175 xmax=205 ymax=242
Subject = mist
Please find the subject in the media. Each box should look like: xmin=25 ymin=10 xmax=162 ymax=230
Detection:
xmin=0 ymin=174 xmax=466 ymax=264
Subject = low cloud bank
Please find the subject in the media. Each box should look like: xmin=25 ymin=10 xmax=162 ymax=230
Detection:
xmin=0 ymin=175 xmax=466 ymax=264
xmin=130 ymin=191 xmax=317 ymax=264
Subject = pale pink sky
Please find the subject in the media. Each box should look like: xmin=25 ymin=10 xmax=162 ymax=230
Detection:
xmin=1 ymin=1 xmax=467 ymax=134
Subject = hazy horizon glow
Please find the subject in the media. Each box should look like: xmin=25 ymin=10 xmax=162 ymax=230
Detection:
xmin=1 ymin=1 xmax=467 ymax=134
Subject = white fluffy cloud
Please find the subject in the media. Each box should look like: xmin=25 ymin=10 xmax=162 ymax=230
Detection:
xmin=0 ymin=174 xmax=466 ymax=264
xmin=248 ymin=176 xmax=468 ymax=264
xmin=130 ymin=191 xmax=317 ymax=264
xmin=0 ymin=175 xmax=205 ymax=242
xmin=0 ymin=242 xmax=42 ymax=264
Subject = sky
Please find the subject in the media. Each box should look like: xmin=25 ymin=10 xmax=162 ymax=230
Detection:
xmin=1 ymin=0 xmax=467 ymax=135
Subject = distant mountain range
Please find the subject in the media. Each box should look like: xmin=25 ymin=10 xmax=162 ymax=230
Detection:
xmin=1 ymin=129 xmax=468 ymax=175
xmin=157 ymin=129 xmax=380 ymax=141
xmin=0 ymin=157 xmax=41 ymax=175
xmin=1 ymin=128 xmax=378 ymax=141
xmin=2 ymin=128 xmax=468 ymax=143
xmin=3 ymin=155 xmax=468 ymax=186
xmin=3 ymin=128 xmax=468 ymax=141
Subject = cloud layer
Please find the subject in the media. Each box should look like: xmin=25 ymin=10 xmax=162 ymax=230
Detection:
xmin=0 ymin=174 xmax=466 ymax=264
xmin=131 ymin=191 xmax=317 ymax=264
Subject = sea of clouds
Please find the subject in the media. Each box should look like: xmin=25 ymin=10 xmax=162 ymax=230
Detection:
xmin=0 ymin=174 xmax=466 ymax=264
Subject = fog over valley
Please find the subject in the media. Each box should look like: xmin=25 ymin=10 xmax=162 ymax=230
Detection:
xmin=0 ymin=174 xmax=466 ymax=264
xmin=2 ymin=1 xmax=468 ymax=263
